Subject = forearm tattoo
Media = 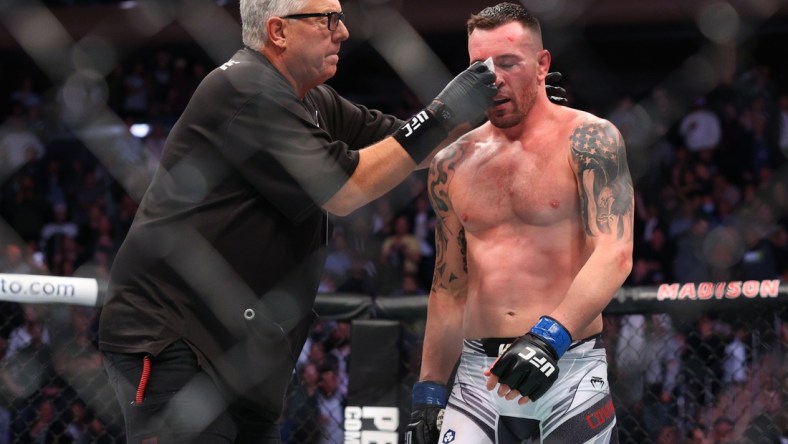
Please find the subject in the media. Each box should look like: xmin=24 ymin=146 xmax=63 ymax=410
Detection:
xmin=428 ymin=145 xmax=468 ymax=292
xmin=570 ymin=122 xmax=634 ymax=239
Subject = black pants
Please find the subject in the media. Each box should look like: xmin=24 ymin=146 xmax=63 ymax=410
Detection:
xmin=103 ymin=340 xmax=281 ymax=444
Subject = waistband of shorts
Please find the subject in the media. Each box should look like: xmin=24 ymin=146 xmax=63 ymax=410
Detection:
xmin=467 ymin=334 xmax=604 ymax=358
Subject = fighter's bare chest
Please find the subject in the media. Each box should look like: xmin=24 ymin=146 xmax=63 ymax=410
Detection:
xmin=449 ymin=148 xmax=579 ymax=231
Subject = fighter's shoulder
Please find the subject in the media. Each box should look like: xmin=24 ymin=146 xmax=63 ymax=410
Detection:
xmin=431 ymin=127 xmax=485 ymax=165
xmin=561 ymin=108 xmax=621 ymax=136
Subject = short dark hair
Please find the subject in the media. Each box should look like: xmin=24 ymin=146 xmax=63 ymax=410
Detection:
xmin=467 ymin=2 xmax=541 ymax=36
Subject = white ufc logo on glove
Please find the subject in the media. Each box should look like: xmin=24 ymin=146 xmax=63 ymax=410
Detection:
xmin=517 ymin=347 xmax=556 ymax=377
xmin=402 ymin=111 xmax=430 ymax=137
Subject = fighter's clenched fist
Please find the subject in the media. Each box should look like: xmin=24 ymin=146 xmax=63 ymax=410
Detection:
xmin=406 ymin=381 xmax=447 ymax=444
xmin=486 ymin=316 xmax=571 ymax=403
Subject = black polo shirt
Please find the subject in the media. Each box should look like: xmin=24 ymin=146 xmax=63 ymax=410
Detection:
xmin=98 ymin=47 xmax=401 ymax=417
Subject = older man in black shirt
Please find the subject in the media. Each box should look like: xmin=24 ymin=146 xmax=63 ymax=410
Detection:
xmin=98 ymin=0 xmax=497 ymax=442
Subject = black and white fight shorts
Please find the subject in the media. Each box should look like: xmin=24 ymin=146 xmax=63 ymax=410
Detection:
xmin=438 ymin=335 xmax=618 ymax=444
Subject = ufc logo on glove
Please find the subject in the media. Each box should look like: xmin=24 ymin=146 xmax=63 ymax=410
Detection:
xmin=490 ymin=317 xmax=570 ymax=401
xmin=401 ymin=111 xmax=430 ymax=137
xmin=518 ymin=347 xmax=556 ymax=377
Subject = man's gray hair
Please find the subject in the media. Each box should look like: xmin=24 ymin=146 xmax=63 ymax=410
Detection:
xmin=240 ymin=0 xmax=305 ymax=49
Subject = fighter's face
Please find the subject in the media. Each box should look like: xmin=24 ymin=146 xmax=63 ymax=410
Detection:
xmin=468 ymin=22 xmax=548 ymax=129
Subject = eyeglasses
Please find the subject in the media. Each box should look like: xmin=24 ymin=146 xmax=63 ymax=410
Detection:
xmin=282 ymin=11 xmax=345 ymax=31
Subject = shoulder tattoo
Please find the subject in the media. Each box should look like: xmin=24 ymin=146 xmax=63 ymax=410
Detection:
xmin=570 ymin=122 xmax=634 ymax=239
xmin=428 ymin=144 xmax=466 ymax=214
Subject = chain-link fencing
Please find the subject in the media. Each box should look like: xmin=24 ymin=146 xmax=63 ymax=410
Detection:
xmin=0 ymin=287 xmax=785 ymax=443
xmin=2 ymin=0 xmax=788 ymax=442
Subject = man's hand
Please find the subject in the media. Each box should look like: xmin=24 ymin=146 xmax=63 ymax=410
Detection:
xmin=485 ymin=316 xmax=571 ymax=404
xmin=406 ymin=381 xmax=447 ymax=444
xmin=545 ymin=72 xmax=568 ymax=105
xmin=429 ymin=60 xmax=498 ymax=130
xmin=394 ymin=62 xmax=496 ymax=164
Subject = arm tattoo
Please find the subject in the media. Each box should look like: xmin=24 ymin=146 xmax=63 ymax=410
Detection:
xmin=570 ymin=122 xmax=633 ymax=239
xmin=458 ymin=228 xmax=467 ymax=274
xmin=428 ymin=145 xmax=468 ymax=292
xmin=430 ymin=219 xmax=466 ymax=292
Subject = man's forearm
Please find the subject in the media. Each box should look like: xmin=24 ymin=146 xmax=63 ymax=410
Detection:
xmin=419 ymin=292 xmax=465 ymax=383
xmin=549 ymin=246 xmax=632 ymax=336
xmin=323 ymin=137 xmax=417 ymax=215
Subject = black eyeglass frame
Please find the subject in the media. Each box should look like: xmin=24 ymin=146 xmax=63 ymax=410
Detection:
xmin=281 ymin=11 xmax=345 ymax=31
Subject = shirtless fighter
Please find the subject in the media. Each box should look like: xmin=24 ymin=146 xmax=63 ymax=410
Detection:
xmin=406 ymin=3 xmax=634 ymax=443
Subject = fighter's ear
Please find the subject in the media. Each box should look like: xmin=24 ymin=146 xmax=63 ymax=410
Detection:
xmin=537 ymin=49 xmax=551 ymax=79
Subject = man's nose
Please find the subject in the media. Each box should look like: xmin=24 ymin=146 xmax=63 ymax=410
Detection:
xmin=333 ymin=19 xmax=349 ymax=41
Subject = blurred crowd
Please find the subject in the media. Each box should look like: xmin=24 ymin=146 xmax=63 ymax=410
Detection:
xmin=604 ymin=310 xmax=787 ymax=443
xmin=0 ymin=45 xmax=787 ymax=443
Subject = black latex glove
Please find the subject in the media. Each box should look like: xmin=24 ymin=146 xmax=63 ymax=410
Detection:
xmin=546 ymin=71 xmax=568 ymax=105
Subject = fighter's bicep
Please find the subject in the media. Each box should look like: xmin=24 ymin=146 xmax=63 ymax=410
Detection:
xmin=569 ymin=120 xmax=634 ymax=241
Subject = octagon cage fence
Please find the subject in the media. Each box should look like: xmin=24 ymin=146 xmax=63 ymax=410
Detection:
xmin=0 ymin=274 xmax=785 ymax=444
xmin=2 ymin=1 xmax=788 ymax=443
